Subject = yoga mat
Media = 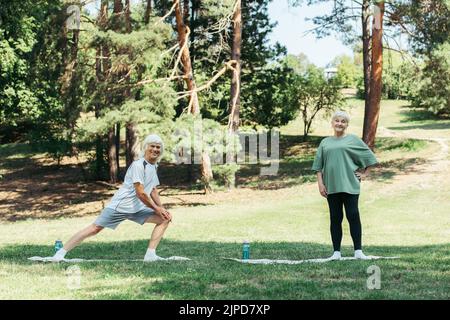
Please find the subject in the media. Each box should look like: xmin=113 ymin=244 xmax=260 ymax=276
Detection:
xmin=28 ymin=256 xmax=191 ymax=263
xmin=224 ymin=256 xmax=399 ymax=265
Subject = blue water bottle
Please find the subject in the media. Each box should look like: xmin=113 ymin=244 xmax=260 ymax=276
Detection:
xmin=242 ymin=240 xmax=250 ymax=260
xmin=54 ymin=240 xmax=63 ymax=253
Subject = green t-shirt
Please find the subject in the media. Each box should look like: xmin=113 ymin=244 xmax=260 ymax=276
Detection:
xmin=311 ymin=134 xmax=378 ymax=195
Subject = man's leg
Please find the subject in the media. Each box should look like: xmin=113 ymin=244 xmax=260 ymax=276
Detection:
xmin=64 ymin=224 xmax=104 ymax=251
xmin=143 ymin=215 xmax=170 ymax=261
xmin=53 ymin=224 xmax=104 ymax=261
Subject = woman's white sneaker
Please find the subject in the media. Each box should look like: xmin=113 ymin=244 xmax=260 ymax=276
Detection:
xmin=354 ymin=250 xmax=370 ymax=260
xmin=329 ymin=251 xmax=342 ymax=260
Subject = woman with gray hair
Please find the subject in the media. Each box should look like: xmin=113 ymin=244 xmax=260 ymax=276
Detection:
xmin=312 ymin=111 xmax=378 ymax=260
xmin=52 ymin=134 xmax=172 ymax=262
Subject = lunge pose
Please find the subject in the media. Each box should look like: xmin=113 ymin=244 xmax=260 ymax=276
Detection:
xmin=52 ymin=134 xmax=172 ymax=262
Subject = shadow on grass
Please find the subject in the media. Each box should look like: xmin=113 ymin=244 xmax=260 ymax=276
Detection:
xmin=1 ymin=240 xmax=449 ymax=299
xmin=236 ymin=135 xmax=320 ymax=190
xmin=389 ymin=122 xmax=450 ymax=131
xmin=370 ymin=158 xmax=428 ymax=182
xmin=398 ymin=107 xmax=450 ymax=122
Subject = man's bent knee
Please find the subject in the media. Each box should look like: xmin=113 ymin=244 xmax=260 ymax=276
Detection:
xmin=158 ymin=219 xmax=170 ymax=227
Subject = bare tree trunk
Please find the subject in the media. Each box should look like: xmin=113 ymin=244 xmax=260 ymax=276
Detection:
xmin=124 ymin=0 xmax=131 ymax=33
xmin=144 ymin=0 xmax=152 ymax=24
xmin=363 ymin=1 xmax=384 ymax=150
xmin=108 ymin=127 xmax=119 ymax=183
xmin=183 ymin=0 xmax=190 ymax=27
xmin=174 ymin=0 xmax=213 ymax=193
xmin=115 ymin=123 xmax=121 ymax=174
xmin=95 ymin=0 xmax=110 ymax=179
xmin=105 ymin=0 xmax=124 ymax=182
xmin=228 ymin=0 xmax=242 ymax=134
xmin=126 ymin=123 xmax=140 ymax=167
xmin=174 ymin=0 xmax=200 ymax=114
xmin=362 ymin=0 xmax=372 ymax=140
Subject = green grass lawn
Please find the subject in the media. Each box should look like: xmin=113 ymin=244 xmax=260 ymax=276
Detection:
xmin=0 ymin=99 xmax=449 ymax=299
xmin=0 ymin=183 xmax=449 ymax=299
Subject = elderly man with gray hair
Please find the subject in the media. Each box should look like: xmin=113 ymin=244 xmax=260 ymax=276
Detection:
xmin=52 ymin=134 xmax=172 ymax=262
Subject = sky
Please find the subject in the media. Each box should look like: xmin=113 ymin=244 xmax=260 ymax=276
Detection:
xmin=267 ymin=0 xmax=355 ymax=67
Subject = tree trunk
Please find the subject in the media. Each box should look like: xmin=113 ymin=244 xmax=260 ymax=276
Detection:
xmin=174 ymin=0 xmax=200 ymax=114
xmin=105 ymin=0 xmax=124 ymax=182
xmin=363 ymin=1 xmax=384 ymax=150
xmin=95 ymin=0 xmax=110 ymax=180
xmin=362 ymin=0 xmax=372 ymax=141
xmin=124 ymin=0 xmax=131 ymax=33
xmin=144 ymin=0 xmax=152 ymax=24
xmin=228 ymin=0 xmax=242 ymax=134
xmin=126 ymin=123 xmax=140 ymax=167
xmin=123 ymin=0 xmax=139 ymax=169
xmin=183 ymin=0 xmax=190 ymax=27
xmin=174 ymin=0 xmax=213 ymax=193
xmin=115 ymin=123 xmax=121 ymax=174
xmin=108 ymin=127 xmax=119 ymax=183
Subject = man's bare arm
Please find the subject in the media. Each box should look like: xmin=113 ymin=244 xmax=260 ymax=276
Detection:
xmin=150 ymin=187 xmax=163 ymax=207
xmin=134 ymin=183 xmax=171 ymax=220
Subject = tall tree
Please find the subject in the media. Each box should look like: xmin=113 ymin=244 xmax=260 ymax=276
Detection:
xmin=361 ymin=0 xmax=372 ymax=137
xmin=144 ymin=0 xmax=152 ymax=24
xmin=106 ymin=0 xmax=125 ymax=183
xmin=173 ymin=0 xmax=213 ymax=193
xmin=124 ymin=0 xmax=140 ymax=169
xmin=60 ymin=0 xmax=82 ymax=156
xmin=228 ymin=0 xmax=242 ymax=133
xmin=94 ymin=0 xmax=110 ymax=179
xmin=363 ymin=1 xmax=384 ymax=150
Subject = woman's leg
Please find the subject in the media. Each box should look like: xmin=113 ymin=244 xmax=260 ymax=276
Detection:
xmin=327 ymin=193 xmax=344 ymax=252
xmin=343 ymin=193 xmax=362 ymax=251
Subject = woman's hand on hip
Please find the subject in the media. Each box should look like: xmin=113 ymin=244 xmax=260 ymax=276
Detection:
xmin=355 ymin=171 xmax=366 ymax=181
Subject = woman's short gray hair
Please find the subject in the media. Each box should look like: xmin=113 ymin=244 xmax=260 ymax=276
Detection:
xmin=332 ymin=110 xmax=350 ymax=123
xmin=140 ymin=134 xmax=164 ymax=161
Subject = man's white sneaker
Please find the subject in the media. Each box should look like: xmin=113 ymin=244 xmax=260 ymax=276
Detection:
xmin=354 ymin=250 xmax=370 ymax=260
xmin=50 ymin=255 xmax=65 ymax=262
xmin=143 ymin=255 xmax=163 ymax=262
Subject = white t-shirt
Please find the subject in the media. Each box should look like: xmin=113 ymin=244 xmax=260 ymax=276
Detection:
xmin=106 ymin=158 xmax=160 ymax=213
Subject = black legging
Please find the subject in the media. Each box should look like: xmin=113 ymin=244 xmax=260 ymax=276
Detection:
xmin=326 ymin=193 xmax=362 ymax=251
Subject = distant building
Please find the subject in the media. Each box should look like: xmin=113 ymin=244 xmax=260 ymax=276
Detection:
xmin=324 ymin=67 xmax=338 ymax=80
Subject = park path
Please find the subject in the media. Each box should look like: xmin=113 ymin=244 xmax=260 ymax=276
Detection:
xmin=370 ymin=125 xmax=450 ymax=199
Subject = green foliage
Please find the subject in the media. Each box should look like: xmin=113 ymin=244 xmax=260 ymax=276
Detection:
xmin=330 ymin=54 xmax=359 ymax=88
xmin=0 ymin=0 xmax=63 ymax=131
xmin=392 ymin=0 xmax=450 ymax=55
xmin=294 ymin=65 xmax=346 ymax=137
xmin=355 ymin=50 xmax=421 ymax=100
xmin=240 ymin=62 xmax=299 ymax=128
xmin=212 ymin=163 xmax=240 ymax=189
xmin=411 ymin=43 xmax=450 ymax=116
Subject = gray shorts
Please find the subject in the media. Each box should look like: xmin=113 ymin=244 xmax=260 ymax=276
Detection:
xmin=94 ymin=207 xmax=155 ymax=230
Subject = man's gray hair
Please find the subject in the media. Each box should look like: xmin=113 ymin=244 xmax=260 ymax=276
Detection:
xmin=332 ymin=110 xmax=350 ymax=123
xmin=140 ymin=134 xmax=164 ymax=161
